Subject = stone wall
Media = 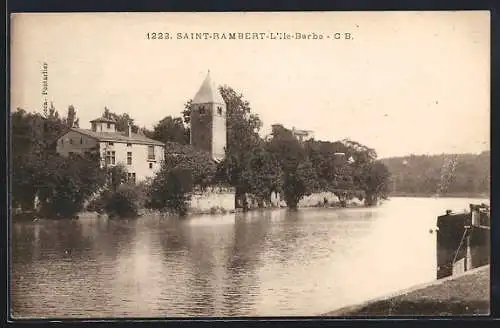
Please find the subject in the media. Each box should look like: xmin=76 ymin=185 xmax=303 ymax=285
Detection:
xmin=189 ymin=186 xmax=235 ymax=214
xmin=255 ymin=191 xmax=359 ymax=209
xmin=298 ymin=192 xmax=341 ymax=207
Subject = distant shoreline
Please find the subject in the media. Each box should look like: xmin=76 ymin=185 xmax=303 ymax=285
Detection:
xmin=389 ymin=192 xmax=489 ymax=199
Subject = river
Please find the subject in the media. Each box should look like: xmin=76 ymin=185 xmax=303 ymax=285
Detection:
xmin=10 ymin=197 xmax=488 ymax=318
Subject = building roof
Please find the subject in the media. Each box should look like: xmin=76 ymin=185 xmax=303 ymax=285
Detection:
xmin=90 ymin=116 xmax=117 ymax=123
xmin=192 ymin=71 xmax=225 ymax=105
xmin=69 ymin=128 xmax=165 ymax=146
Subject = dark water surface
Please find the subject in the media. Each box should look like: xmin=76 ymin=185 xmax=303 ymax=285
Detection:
xmin=11 ymin=197 xmax=486 ymax=318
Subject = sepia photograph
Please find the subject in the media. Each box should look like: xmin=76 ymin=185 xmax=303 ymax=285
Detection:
xmin=9 ymin=11 xmax=490 ymax=318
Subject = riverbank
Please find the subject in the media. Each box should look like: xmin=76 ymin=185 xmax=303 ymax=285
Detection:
xmin=12 ymin=197 xmax=370 ymax=221
xmin=323 ymin=265 xmax=490 ymax=316
xmin=389 ymin=192 xmax=490 ymax=199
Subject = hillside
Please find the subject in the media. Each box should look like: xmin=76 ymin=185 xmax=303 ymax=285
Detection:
xmin=380 ymin=151 xmax=490 ymax=197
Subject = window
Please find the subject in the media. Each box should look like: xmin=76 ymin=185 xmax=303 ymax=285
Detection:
xmin=105 ymin=151 xmax=116 ymax=165
xmin=108 ymin=142 xmax=114 ymax=146
xmin=92 ymin=123 xmax=96 ymax=131
xmin=199 ymin=106 xmax=205 ymax=114
xmin=69 ymin=138 xmax=73 ymax=144
xmin=68 ymin=152 xmax=74 ymax=156
xmin=127 ymin=143 xmax=132 ymax=147
xmin=80 ymin=137 xmax=83 ymax=144
xmin=127 ymin=152 xmax=132 ymax=165
xmin=149 ymin=163 xmax=153 ymax=169
xmin=147 ymin=146 xmax=155 ymax=160
xmin=107 ymin=123 xmax=111 ymax=129
xmin=60 ymin=139 xmax=64 ymax=145
xmin=127 ymin=172 xmax=136 ymax=184
xmin=217 ymin=107 xmax=222 ymax=115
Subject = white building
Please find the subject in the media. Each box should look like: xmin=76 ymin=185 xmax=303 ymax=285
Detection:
xmin=56 ymin=116 xmax=165 ymax=183
xmin=291 ymin=127 xmax=314 ymax=142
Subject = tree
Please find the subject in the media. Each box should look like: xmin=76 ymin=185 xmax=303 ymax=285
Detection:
xmin=164 ymin=168 xmax=193 ymax=217
xmin=105 ymin=184 xmax=142 ymax=219
xmin=107 ymin=163 xmax=128 ymax=192
xmin=183 ymin=85 xmax=265 ymax=208
xmin=66 ymin=105 xmax=77 ymax=128
xmin=11 ymin=108 xmax=106 ymax=216
xmin=102 ymin=107 xmax=139 ymax=133
xmin=151 ymin=116 xmax=189 ymax=144
xmin=12 ymin=107 xmax=67 ymax=210
xmin=304 ymin=139 xmax=357 ymax=206
xmin=147 ymin=144 xmax=215 ymax=216
xmin=36 ymin=153 xmax=107 ymax=218
xmin=267 ymin=124 xmax=318 ymax=209
xmin=240 ymin=145 xmax=283 ymax=207
xmin=358 ymin=161 xmax=391 ymax=206
xmin=380 ymin=152 xmax=490 ymax=196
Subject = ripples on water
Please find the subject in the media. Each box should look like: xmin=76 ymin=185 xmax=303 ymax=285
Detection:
xmin=11 ymin=197 xmax=488 ymax=318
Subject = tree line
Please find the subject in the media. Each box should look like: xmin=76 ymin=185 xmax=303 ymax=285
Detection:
xmin=12 ymin=86 xmax=391 ymax=219
xmin=380 ymin=152 xmax=490 ymax=197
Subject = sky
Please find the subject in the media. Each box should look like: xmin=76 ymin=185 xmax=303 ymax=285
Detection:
xmin=10 ymin=11 xmax=490 ymax=158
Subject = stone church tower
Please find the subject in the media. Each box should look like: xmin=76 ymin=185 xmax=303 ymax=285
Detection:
xmin=190 ymin=71 xmax=227 ymax=161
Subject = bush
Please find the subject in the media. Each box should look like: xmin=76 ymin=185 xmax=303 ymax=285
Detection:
xmin=104 ymin=185 xmax=141 ymax=219
xmin=86 ymin=190 xmax=111 ymax=214
xmin=147 ymin=166 xmax=193 ymax=217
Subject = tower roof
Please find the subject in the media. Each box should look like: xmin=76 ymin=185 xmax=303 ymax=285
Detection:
xmin=192 ymin=71 xmax=225 ymax=105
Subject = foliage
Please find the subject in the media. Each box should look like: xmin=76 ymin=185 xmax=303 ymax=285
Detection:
xmin=151 ymin=115 xmax=189 ymax=144
xmin=36 ymin=153 xmax=107 ymax=218
xmin=65 ymin=105 xmax=79 ymax=128
xmin=86 ymin=190 xmax=111 ymax=214
xmin=164 ymin=168 xmax=193 ymax=217
xmin=357 ymin=161 xmax=391 ymax=206
xmin=239 ymin=145 xmax=283 ymax=207
xmin=267 ymin=124 xmax=318 ymax=209
xmin=102 ymin=107 xmax=139 ymax=133
xmin=186 ymin=86 xmax=279 ymax=208
xmin=12 ymin=107 xmax=106 ymax=216
xmin=304 ymin=139 xmax=351 ymax=191
xmin=183 ymin=86 xmax=263 ymax=194
xmin=147 ymin=144 xmax=214 ymax=216
xmin=107 ymin=163 xmax=128 ymax=191
xmin=380 ymin=152 xmax=490 ymax=196
xmin=147 ymin=166 xmax=193 ymax=216
xmin=104 ymin=184 xmax=142 ymax=218
xmin=164 ymin=143 xmax=217 ymax=188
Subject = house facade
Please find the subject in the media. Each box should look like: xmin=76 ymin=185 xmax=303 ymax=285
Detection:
xmin=56 ymin=117 xmax=165 ymax=183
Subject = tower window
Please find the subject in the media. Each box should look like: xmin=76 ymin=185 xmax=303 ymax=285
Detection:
xmin=199 ymin=106 xmax=205 ymax=114
xmin=149 ymin=163 xmax=153 ymax=169
xmin=217 ymin=107 xmax=222 ymax=115
xmin=107 ymin=123 xmax=111 ymax=129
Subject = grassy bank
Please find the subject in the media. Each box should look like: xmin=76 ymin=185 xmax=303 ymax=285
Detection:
xmin=323 ymin=265 xmax=490 ymax=316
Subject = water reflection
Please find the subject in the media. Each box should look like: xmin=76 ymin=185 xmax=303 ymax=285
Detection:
xmin=11 ymin=197 xmax=488 ymax=318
